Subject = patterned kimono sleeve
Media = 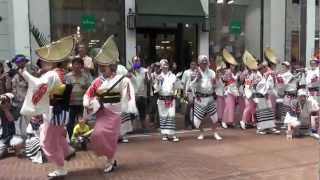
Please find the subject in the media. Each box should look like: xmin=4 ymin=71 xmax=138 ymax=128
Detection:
xmin=289 ymin=99 xmax=299 ymax=116
xmin=83 ymin=78 xmax=103 ymax=107
xmin=171 ymin=74 xmax=179 ymax=92
xmin=120 ymin=77 xmax=138 ymax=114
xmin=152 ymin=75 xmax=161 ymax=93
xmin=189 ymin=73 xmax=200 ymax=97
xmin=211 ymin=70 xmax=216 ymax=87
xmin=266 ymin=74 xmax=275 ymax=91
xmin=308 ymin=98 xmax=320 ymax=112
xmin=21 ymin=69 xmax=50 ymax=105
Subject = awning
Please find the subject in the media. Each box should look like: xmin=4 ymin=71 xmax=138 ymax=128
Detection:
xmin=135 ymin=0 xmax=206 ymax=28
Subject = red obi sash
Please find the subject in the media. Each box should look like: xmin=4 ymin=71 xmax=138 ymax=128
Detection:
xmin=276 ymin=77 xmax=284 ymax=84
xmin=226 ymin=79 xmax=236 ymax=86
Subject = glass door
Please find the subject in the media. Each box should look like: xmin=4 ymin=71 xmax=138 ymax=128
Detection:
xmin=136 ymin=29 xmax=176 ymax=67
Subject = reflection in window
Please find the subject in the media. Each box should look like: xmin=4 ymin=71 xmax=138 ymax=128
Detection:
xmin=50 ymin=0 xmax=125 ymax=62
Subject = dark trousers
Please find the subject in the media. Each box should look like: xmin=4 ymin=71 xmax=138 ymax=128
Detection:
xmin=185 ymin=102 xmax=195 ymax=129
xmin=67 ymin=105 xmax=83 ymax=139
xmin=148 ymin=95 xmax=160 ymax=128
xmin=136 ymin=96 xmax=147 ymax=129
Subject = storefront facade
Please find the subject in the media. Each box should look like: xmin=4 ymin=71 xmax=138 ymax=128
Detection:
xmin=0 ymin=0 xmax=319 ymax=69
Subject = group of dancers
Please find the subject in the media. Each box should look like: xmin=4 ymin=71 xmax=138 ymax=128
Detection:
xmin=1 ymin=33 xmax=320 ymax=178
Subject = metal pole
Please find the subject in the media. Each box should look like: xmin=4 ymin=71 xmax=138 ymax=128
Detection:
xmin=260 ymin=0 xmax=264 ymax=62
xmin=27 ymin=0 xmax=32 ymax=63
xmin=300 ymin=0 xmax=307 ymax=67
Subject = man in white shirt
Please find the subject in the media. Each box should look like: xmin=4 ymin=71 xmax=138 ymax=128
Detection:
xmin=128 ymin=56 xmax=148 ymax=131
xmin=181 ymin=61 xmax=197 ymax=129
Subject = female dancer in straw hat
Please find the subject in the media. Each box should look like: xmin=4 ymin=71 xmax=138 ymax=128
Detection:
xmin=19 ymin=36 xmax=75 ymax=177
xmin=221 ymin=49 xmax=240 ymax=128
xmin=83 ymin=35 xmax=137 ymax=173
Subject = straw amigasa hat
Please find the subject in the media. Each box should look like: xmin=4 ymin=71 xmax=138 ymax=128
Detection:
xmin=264 ymin=47 xmax=277 ymax=64
xmin=35 ymin=35 xmax=76 ymax=62
xmin=222 ymin=49 xmax=238 ymax=65
xmin=95 ymin=35 xmax=120 ymax=65
xmin=215 ymin=55 xmax=226 ymax=71
xmin=243 ymin=50 xmax=258 ymax=70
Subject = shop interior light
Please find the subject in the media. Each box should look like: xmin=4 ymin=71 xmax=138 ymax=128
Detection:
xmin=227 ymin=0 xmax=234 ymax=4
xmin=161 ymin=41 xmax=171 ymax=44
xmin=217 ymin=0 xmax=224 ymax=4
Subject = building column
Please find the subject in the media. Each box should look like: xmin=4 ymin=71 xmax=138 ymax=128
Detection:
xmin=125 ymin=0 xmax=136 ymax=68
xmin=300 ymin=0 xmax=316 ymax=66
xmin=263 ymin=0 xmax=286 ymax=62
xmin=11 ymin=0 xmax=31 ymax=58
xmin=305 ymin=0 xmax=316 ymax=63
xmin=199 ymin=0 xmax=209 ymax=57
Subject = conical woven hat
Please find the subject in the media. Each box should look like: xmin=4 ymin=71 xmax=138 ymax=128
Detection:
xmin=95 ymin=35 xmax=119 ymax=65
xmin=35 ymin=35 xmax=75 ymax=63
xmin=243 ymin=50 xmax=258 ymax=70
xmin=264 ymin=47 xmax=277 ymax=64
xmin=223 ymin=49 xmax=238 ymax=65
xmin=216 ymin=56 xmax=226 ymax=70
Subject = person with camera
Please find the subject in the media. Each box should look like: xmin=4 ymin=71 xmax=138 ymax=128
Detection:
xmin=11 ymin=55 xmax=30 ymax=138
xmin=127 ymin=56 xmax=149 ymax=134
xmin=0 ymin=93 xmax=24 ymax=159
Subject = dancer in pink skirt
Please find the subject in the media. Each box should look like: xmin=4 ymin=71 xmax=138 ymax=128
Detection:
xmin=240 ymin=66 xmax=258 ymax=129
xmin=19 ymin=36 xmax=75 ymax=177
xmin=215 ymin=61 xmax=226 ymax=123
xmin=263 ymin=48 xmax=278 ymax=113
xmin=83 ymin=35 xmax=137 ymax=173
xmin=221 ymin=49 xmax=239 ymax=128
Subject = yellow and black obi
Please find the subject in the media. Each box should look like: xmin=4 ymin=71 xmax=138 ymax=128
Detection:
xmin=49 ymin=84 xmax=73 ymax=107
xmin=49 ymin=84 xmax=73 ymax=126
xmin=96 ymin=91 xmax=121 ymax=104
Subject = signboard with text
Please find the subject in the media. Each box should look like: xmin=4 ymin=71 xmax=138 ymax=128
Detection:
xmin=81 ymin=15 xmax=96 ymax=31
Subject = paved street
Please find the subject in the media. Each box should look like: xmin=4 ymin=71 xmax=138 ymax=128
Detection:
xmin=0 ymin=127 xmax=318 ymax=180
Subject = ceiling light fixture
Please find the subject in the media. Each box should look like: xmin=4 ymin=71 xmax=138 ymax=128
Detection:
xmin=227 ymin=0 xmax=234 ymax=4
xmin=217 ymin=0 xmax=224 ymax=4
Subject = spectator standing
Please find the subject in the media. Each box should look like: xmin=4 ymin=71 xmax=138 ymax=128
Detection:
xmin=65 ymin=58 xmax=92 ymax=138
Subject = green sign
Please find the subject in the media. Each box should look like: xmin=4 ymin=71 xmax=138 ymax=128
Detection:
xmin=81 ymin=15 xmax=96 ymax=31
xmin=230 ymin=21 xmax=241 ymax=34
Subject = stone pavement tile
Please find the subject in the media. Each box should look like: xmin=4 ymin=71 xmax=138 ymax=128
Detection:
xmin=0 ymin=129 xmax=317 ymax=180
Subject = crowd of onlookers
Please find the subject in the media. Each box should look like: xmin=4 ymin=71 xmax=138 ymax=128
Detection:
xmin=0 ymin=45 xmax=97 ymax=162
xmin=1 ymin=43 xmax=320 ymax=165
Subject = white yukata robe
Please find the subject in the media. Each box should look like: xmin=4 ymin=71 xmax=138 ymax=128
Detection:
xmin=276 ymin=71 xmax=295 ymax=119
xmin=20 ymin=69 xmax=65 ymax=123
xmin=154 ymin=71 xmax=177 ymax=135
xmin=254 ymin=72 xmax=277 ymax=130
xmin=83 ymin=75 xmax=138 ymax=137
xmin=305 ymin=68 xmax=320 ymax=103
xmin=19 ymin=68 xmax=71 ymax=166
xmin=190 ymin=68 xmax=217 ymax=128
